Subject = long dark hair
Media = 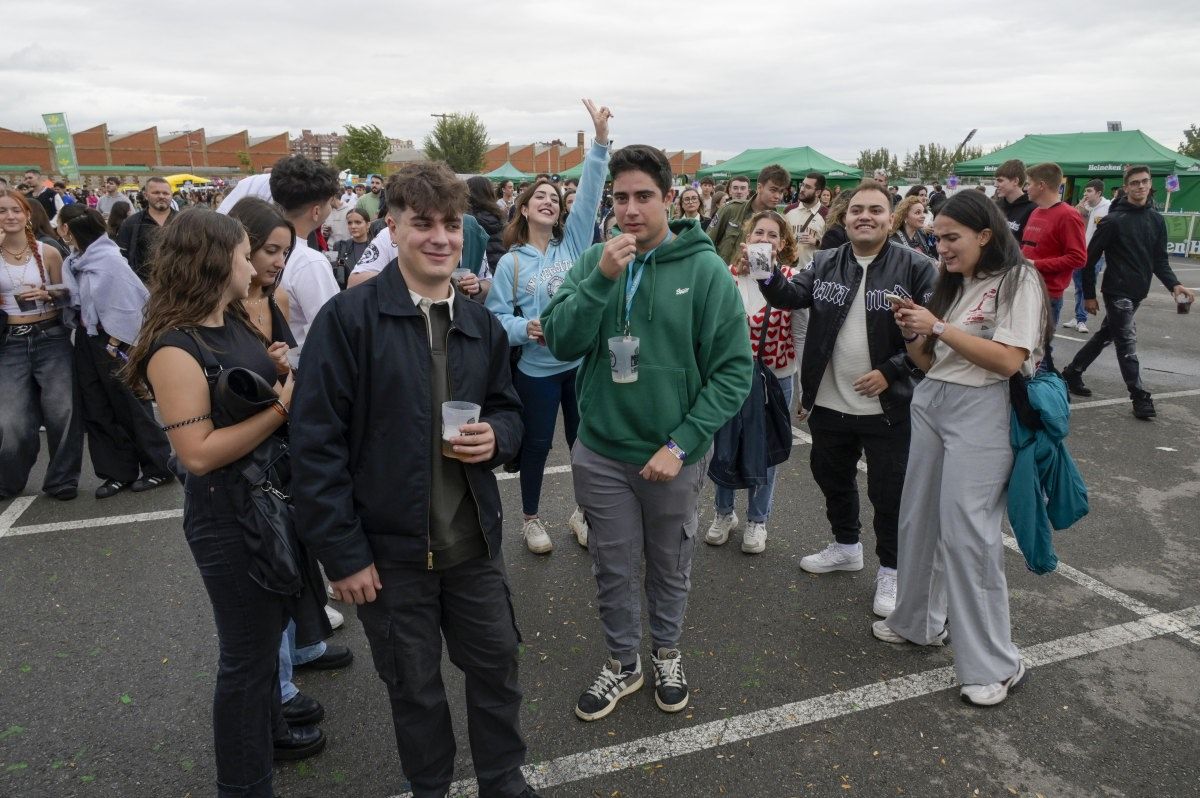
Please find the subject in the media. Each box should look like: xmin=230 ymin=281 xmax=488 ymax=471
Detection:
xmin=107 ymin=201 xmax=132 ymax=238
xmin=922 ymin=190 xmax=1051 ymax=356
xmin=58 ymin=205 xmax=108 ymax=252
xmin=502 ymin=178 xmax=563 ymax=249
xmin=121 ymin=208 xmax=252 ymax=393
xmin=466 ymin=176 xmax=499 ymax=217
xmin=228 ymin=197 xmax=295 ymax=260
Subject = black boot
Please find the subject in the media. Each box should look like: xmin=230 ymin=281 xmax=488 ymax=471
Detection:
xmin=1062 ymin=366 xmax=1092 ymax=398
xmin=1131 ymin=391 xmax=1156 ymax=420
xmin=273 ymin=725 xmax=326 ymax=761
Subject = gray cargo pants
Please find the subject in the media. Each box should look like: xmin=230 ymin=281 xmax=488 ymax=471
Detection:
xmin=571 ymin=440 xmax=708 ymax=661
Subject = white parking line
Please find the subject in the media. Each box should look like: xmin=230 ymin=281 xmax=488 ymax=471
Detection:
xmin=1055 ymin=333 xmax=1088 ymax=342
xmin=1070 ymin=388 xmax=1200 ymax=409
xmin=4 ymin=509 xmax=184 ymax=538
xmin=0 ymin=496 xmax=37 ymax=538
xmin=393 ymin=605 xmax=1200 ymax=798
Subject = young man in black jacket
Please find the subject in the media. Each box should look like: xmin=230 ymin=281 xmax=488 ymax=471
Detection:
xmin=992 ymin=159 xmax=1035 ymax=243
xmin=1062 ymin=165 xmax=1195 ymax=419
xmin=760 ymin=181 xmax=937 ymax=618
xmin=290 ymin=162 xmax=538 ymax=798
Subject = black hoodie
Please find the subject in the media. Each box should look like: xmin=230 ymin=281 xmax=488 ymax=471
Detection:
xmin=1082 ymin=197 xmax=1179 ymax=303
xmin=995 ymin=192 xmax=1036 ymax=242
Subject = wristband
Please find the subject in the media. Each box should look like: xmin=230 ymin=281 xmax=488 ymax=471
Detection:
xmin=271 ymin=400 xmax=289 ymax=419
xmin=666 ymin=440 xmax=687 ymax=461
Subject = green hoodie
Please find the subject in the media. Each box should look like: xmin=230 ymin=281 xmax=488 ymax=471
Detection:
xmin=542 ymin=219 xmax=752 ymax=466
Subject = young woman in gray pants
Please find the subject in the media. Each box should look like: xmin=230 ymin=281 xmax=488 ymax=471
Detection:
xmin=878 ymin=190 xmax=1052 ymax=706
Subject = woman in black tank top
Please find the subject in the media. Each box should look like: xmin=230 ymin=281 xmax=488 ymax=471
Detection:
xmin=121 ymin=209 xmax=320 ymax=796
xmin=227 ymin=197 xmax=297 ymax=352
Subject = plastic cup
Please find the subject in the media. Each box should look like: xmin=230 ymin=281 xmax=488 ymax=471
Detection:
xmin=441 ymin=401 xmax=481 ymax=458
xmin=286 ymin=346 xmax=302 ymax=371
xmin=44 ymin=283 xmax=70 ymax=309
xmin=1177 ymin=294 xmax=1192 ymax=314
xmin=746 ymin=243 xmax=775 ymax=280
xmin=15 ymin=284 xmax=38 ymax=312
xmin=608 ymin=336 xmax=640 ymax=383
xmin=451 ymin=268 xmax=472 ymax=290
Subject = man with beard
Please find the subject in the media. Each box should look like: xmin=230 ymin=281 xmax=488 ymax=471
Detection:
xmin=356 ymin=173 xmax=385 ymax=219
xmin=759 ymin=180 xmax=937 ymax=618
xmin=115 ymin=176 xmax=177 ymax=280
xmin=785 ymin=172 xmax=829 ymax=268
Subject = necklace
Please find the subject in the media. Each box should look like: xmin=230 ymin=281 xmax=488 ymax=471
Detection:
xmin=244 ymin=296 xmax=268 ymax=328
xmin=2 ymin=244 xmax=31 ymax=261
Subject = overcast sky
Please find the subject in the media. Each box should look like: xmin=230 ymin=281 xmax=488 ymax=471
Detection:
xmin=4 ymin=0 xmax=1198 ymax=166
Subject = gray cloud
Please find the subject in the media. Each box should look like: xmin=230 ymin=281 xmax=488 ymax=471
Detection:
xmin=3 ymin=0 xmax=1198 ymax=165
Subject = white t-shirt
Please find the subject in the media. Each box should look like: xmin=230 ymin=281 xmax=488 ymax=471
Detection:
xmin=216 ymin=174 xmax=272 ymax=214
xmin=280 ymin=238 xmax=339 ymax=346
xmin=925 ymin=266 xmax=1045 ymax=387
xmin=1085 ymin=198 xmax=1110 ymax=245
xmin=815 ymin=255 xmax=881 ymax=415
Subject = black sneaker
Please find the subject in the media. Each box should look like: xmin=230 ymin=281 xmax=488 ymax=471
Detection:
xmin=1061 ymin=367 xmax=1092 ymax=398
xmin=95 ymin=479 xmax=128 ymax=499
xmin=650 ymin=648 xmax=689 ymax=713
xmin=1132 ymin=391 xmax=1156 ymax=420
xmin=575 ymin=656 xmax=643 ymax=722
xmin=131 ymin=472 xmax=175 ymax=492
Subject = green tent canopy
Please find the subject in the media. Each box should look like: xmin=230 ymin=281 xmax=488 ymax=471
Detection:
xmin=484 ymin=161 xmax=533 ymax=183
xmin=953 ymin=130 xmax=1200 ymax=211
xmin=556 ymin=160 xmax=585 ymax=181
xmin=696 ymin=147 xmax=862 ymax=183
xmin=954 ymin=130 xmax=1200 ymax=177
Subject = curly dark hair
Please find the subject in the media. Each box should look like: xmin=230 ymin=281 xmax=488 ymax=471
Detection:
xmin=268 ymin=155 xmax=340 ymax=213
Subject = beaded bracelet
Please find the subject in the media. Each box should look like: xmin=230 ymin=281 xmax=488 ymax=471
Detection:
xmin=161 ymin=414 xmax=211 ymax=432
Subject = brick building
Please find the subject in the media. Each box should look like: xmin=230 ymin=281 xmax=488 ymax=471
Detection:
xmin=483 ymin=131 xmax=703 ymax=179
xmin=0 ymin=124 xmax=289 ymax=185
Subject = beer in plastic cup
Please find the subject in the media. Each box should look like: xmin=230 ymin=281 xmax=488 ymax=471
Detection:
xmin=608 ymin=336 xmax=639 ymax=383
xmin=1177 ymin=294 xmax=1192 ymax=314
xmin=451 ymin=268 xmax=472 ymax=291
xmin=441 ymin=401 xmax=481 ymax=458
xmin=746 ymin=243 xmax=775 ymax=280
xmin=44 ymin=283 xmax=70 ymax=309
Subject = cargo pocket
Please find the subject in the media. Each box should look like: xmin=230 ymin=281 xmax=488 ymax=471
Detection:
xmin=502 ymin=578 xmax=524 ymax=645
xmin=358 ymin=608 xmax=401 ymax=685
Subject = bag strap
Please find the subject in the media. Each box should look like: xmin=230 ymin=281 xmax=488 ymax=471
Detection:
xmin=179 ymin=327 xmax=223 ymax=385
xmin=511 ymin=252 xmax=524 ymax=319
xmin=755 ymin=305 xmax=772 ymax=363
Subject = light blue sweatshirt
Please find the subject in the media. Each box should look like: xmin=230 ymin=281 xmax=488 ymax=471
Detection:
xmin=486 ymin=140 xmax=610 ymax=377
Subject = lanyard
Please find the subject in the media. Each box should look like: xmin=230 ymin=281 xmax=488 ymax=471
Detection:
xmin=623 ymin=230 xmax=672 ymax=335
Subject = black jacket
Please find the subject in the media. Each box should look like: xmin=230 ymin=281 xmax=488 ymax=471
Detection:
xmin=472 ymin=207 xmax=507 ymax=269
xmin=289 ymin=261 xmax=523 ymax=580
xmin=115 ymin=209 xmax=176 ymax=280
xmin=1083 ymin=197 xmax=1179 ymax=302
xmin=996 ymin=193 xmax=1036 ymax=242
xmin=760 ymin=240 xmax=938 ymax=423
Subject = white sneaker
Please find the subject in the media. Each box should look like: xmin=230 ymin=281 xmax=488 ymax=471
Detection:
xmin=324 ymin=604 xmax=344 ymax=630
xmin=873 ymin=568 xmax=897 ymax=617
xmin=1075 ymin=321 xmax=1089 ymax=333
xmin=800 ymin=541 xmax=864 ymax=573
xmin=741 ymin=521 xmax=767 ymax=554
xmin=705 ymin=511 xmax=738 ymax=546
xmin=569 ymin=508 xmax=589 ymax=548
xmin=523 ymin=517 xmax=553 ymax=554
xmin=326 ymin=583 xmax=337 ymax=601
xmin=871 ymin=620 xmax=947 ymax=646
xmin=1061 ymin=318 xmax=1076 ymax=328
xmin=961 ymin=662 xmax=1029 ymax=706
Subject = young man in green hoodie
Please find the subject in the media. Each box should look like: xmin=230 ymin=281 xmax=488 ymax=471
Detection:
xmin=542 ymin=145 xmax=753 ymax=722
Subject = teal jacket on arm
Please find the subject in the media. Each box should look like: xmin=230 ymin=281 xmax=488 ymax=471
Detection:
xmin=1007 ymin=373 xmax=1089 ymax=574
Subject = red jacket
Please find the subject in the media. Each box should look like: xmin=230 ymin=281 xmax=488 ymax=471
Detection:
xmin=1021 ymin=202 xmax=1086 ymax=299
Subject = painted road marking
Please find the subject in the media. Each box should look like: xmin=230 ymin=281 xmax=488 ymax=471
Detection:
xmin=0 ymin=496 xmax=37 ymax=538
xmin=393 ymin=605 xmax=1200 ymax=798
xmin=1070 ymin=388 xmax=1200 ymax=409
xmin=5 ymin=509 xmax=184 ymax=538
xmin=1056 ymin=333 xmax=1088 ymax=342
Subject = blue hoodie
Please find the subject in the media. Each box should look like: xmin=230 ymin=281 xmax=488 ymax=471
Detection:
xmin=486 ymin=140 xmax=610 ymax=377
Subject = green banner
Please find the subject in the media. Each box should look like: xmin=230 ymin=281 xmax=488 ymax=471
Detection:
xmin=41 ymin=112 xmax=79 ymax=181
xmin=1164 ymin=213 xmax=1200 ymax=257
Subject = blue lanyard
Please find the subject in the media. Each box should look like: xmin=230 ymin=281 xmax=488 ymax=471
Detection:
xmin=623 ymin=230 xmax=672 ymax=334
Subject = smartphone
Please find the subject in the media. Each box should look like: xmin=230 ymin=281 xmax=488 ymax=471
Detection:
xmin=883 ymin=292 xmax=909 ymax=306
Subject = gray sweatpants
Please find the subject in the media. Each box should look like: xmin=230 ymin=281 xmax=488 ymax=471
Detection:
xmin=885 ymin=378 xmax=1023 ymax=686
xmin=571 ymin=440 xmax=707 ymax=660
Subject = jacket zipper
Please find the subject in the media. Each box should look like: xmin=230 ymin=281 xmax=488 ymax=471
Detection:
xmin=440 ymin=324 xmax=492 ymax=565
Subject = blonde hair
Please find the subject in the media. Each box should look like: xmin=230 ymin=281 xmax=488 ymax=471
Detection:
xmin=741 ymin=210 xmax=799 ymax=267
xmin=891 ymin=196 xmax=926 ymax=235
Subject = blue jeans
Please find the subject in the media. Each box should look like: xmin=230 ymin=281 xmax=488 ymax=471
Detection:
xmin=1072 ymin=256 xmax=1105 ymax=323
xmin=513 ymin=366 xmax=579 ymax=516
xmin=279 ymin=621 xmax=326 ymax=703
xmin=714 ymin=375 xmax=793 ymax=523
xmin=1040 ymin=298 xmax=1064 ymax=373
xmin=0 ymin=322 xmax=82 ymax=497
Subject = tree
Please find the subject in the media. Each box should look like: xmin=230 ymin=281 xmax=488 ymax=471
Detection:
xmin=334 ymin=124 xmax=391 ymax=176
xmin=1180 ymin=124 xmax=1200 ymax=159
xmin=902 ymin=142 xmax=984 ymax=181
xmin=856 ymin=148 xmax=900 ymax=177
xmin=423 ymin=113 xmax=489 ymax=173
xmin=235 ymin=150 xmax=252 ymax=171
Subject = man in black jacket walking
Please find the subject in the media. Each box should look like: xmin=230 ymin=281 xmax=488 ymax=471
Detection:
xmin=1061 ymin=165 xmax=1195 ymax=419
xmin=115 ymin=177 xmax=177 ymax=280
xmin=760 ymin=180 xmax=937 ymax=618
xmin=290 ymin=161 xmax=538 ymax=798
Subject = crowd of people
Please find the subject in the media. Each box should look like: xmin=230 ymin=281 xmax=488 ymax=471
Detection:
xmin=2 ymin=99 xmax=1195 ymax=798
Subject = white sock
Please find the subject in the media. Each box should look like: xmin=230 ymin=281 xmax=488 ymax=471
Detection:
xmin=878 ymin=566 xmax=897 ymax=576
xmin=836 ymin=542 xmax=861 ymax=553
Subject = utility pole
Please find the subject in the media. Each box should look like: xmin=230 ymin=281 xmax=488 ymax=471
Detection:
xmin=430 ymin=113 xmax=454 ymax=123
xmin=169 ymin=129 xmax=198 ymax=171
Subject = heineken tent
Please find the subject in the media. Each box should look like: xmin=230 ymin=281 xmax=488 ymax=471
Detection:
xmin=484 ymin=161 xmax=533 ymax=184
xmin=954 ymin=130 xmax=1200 ymax=211
xmin=696 ymin=147 xmax=862 ymax=185
xmin=556 ymin=160 xmax=586 ymax=181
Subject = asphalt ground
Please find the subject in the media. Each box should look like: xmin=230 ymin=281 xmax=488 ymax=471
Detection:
xmin=3 ymin=262 xmax=1199 ymax=798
